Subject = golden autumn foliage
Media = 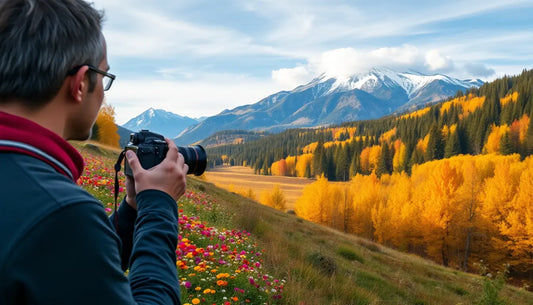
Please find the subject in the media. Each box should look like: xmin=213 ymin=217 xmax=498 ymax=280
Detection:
xmin=500 ymin=91 xmax=519 ymax=106
xmin=302 ymin=142 xmax=317 ymax=154
xmin=260 ymin=184 xmax=287 ymax=211
xmin=295 ymin=175 xmax=331 ymax=225
xmin=400 ymin=107 xmax=431 ymax=119
xmin=439 ymin=93 xmax=486 ymax=119
xmin=271 ymin=159 xmax=287 ymax=176
xmin=294 ymin=154 xmax=533 ymax=277
xmin=416 ymin=133 xmax=430 ymax=154
xmin=379 ymin=127 xmax=397 ymax=143
xmin=359 ymin=145 xmax=381 ymax=174
xmin=484 ymin=124 xmax=510 ymax=154
xmin=94 ymin=102 xmax=120 ymax=148
xmin=441 ymin=124 xmax=457 ymax=138
xmin=295 ymin=153 xmax=313 ymax=178
xmin=392 ymin=140 xmax=407 ymax=173
xmin=331 ymin=127 xmax=357 ymax=140
xmin=483 ymin=114 xmax=530 ymax=154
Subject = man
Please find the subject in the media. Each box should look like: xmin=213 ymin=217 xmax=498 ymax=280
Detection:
xmin=0 ymin=0 xmax=187 ymax=304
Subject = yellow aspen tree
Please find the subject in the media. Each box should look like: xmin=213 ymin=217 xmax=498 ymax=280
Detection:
xmin=392 ymin=140 xmax=407 ymax=173
xmin=327 ymin=184 xmax=348 ymax=231
xmin=517 ymin=114 xmax=530 ymax=144
xmin=371 ymin=173 xmax=405 ymax=246
xmin=349 ymin=172 xmax=380 ymax=239
xmin=483 ymin=124 xmax=509 ymax=154
xmin=94 ymin=102 xmax=120 ymax=147
xmin=416 ymin=160 xmax=463 ymax=267
xmin=260 ymin=184 xmax=287 ymax=211
xmin=294 ymin=175 xmax=331 ymax=225
xmin=295 ymin=153 xmax=313 ymax=178
xmin=479 ymin=154 xmax=523 ymax=269
xmin=359 ymin=147 xmax=371 ymax=174
xmin=270 ymin=160 xmax=281 ymax=176
xmin=499 ymin=156 xmax=533 ymax=273
xmin=368 ymin=145 xmax=382 ymax=172
xmin=285 ymin=155 xmax=297 ymax=176
xmin=454 ymin=158 xmax=485 ymax=271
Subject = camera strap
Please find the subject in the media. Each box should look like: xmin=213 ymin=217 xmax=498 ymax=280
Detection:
xmin=113 ymin=149 xmax=127 ymax=232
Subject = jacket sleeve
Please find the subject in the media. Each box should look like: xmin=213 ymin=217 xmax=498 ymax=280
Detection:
xmin=128 ymin=190 xmax=181 ymax=305
xmin=110 ymin=197 xmax=138 ymax=271
xmin=5 ymin=191 xmax=181 ymax=305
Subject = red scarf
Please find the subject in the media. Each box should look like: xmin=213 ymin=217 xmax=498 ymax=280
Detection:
xmin=0 ymin=111 xmax=84 ymax=181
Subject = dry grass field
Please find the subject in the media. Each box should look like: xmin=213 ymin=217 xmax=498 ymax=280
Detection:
xmin=204 ymin=166 xmax=315 ymax=210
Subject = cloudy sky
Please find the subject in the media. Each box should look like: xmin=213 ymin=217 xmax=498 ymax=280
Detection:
xmin=90 ymin=0 xmax=533 ymax=125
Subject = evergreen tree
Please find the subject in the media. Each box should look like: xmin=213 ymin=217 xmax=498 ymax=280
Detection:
xmin=312 ymin=139 xmax=326 ymax=177
xmin=500 ymin=132 xmax=514 ymax=155
xmin=377 ymin=143 xmax=392 ymax=176
xmin=335 ymin=145 xmax=350 ymax=181
xmin=425 ymin=123 xmax=444 ymax=161
xmin=444 ymin=131 xmax=461 ymax=158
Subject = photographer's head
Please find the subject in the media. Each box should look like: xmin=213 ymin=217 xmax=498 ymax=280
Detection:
xmin=0 ymin=0 xmax=109 ymax=140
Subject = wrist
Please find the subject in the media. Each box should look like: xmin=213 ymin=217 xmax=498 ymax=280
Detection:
xmin=125 ymin=195 xmax=138 ymax=211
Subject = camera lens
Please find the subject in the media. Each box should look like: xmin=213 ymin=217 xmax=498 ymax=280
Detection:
xmin=178 ymin=145 xmax=207 ymax=176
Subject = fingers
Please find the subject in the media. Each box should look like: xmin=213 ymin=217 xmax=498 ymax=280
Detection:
xmin=126 ymin=150 xmax=141 ymax=173
xmin=164 ymin=138 xmax=188 ymax=173
xmin=164 ymin=138 xmax=179 ymax=160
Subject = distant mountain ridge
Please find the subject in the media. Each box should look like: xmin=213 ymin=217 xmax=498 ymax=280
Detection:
xmin=174 ymin=67 xmax=482 ymax=145
xmin=122 ymin=108 xmax=199 ymax=138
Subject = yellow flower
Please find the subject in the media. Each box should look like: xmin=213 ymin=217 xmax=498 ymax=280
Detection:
xmin=191 ymin=298 xmax=200 ymax=305
xmin=195 ymin=286 xmax=202 ymax=291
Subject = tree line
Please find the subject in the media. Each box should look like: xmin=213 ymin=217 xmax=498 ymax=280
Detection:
xmin=207 ymin=69 xmax=533 ymax=181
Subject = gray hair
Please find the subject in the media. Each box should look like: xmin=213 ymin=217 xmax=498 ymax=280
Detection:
xmin=0 ymin=0 xmax=105 ymax=109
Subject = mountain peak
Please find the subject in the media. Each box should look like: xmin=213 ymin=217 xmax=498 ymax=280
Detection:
xmin=122 ymin=108 xmax=199 ymax=138
xmin=175 ymin=67 xmax=483 ymax=145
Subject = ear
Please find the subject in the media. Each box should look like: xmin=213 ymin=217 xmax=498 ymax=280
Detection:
xmin=68 ymin=66 xmax=90 ymax=104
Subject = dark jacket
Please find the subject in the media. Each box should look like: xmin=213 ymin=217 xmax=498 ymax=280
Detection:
xmin=0 ymin=111 xmax=181 ymax=305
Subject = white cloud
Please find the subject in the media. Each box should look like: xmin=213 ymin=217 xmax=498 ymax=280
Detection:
xmin=424 ymin=49 xmax=454 ymax=71
xmin=276 ymin=45 xmax=457 ymax=83
xmin=107 ymin=77 xmax=282 ymax=125
xmin=463 ymin=63 xmax=495 ymax=78
xmin=271 ymin=66 xmax=314 ymax=90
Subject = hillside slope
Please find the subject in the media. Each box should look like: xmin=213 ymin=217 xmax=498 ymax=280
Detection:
xmin=73 ymin=141 xmax=532 ymax=304
xmin=186 ymin=177 xmax=533 ymax=305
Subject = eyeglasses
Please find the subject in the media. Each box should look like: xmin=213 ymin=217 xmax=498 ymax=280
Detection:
xmin=87 ymin=65 xmax=115 ymax=91
xmin=66 ymin=65 xmax=116 ymax=91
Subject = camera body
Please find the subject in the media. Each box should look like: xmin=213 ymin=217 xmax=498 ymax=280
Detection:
xmin=124 ymin=129 xmax=206 ymax=177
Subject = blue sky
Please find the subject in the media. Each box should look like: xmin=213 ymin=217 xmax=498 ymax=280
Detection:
xmin=90 ymin=0 xmax=533 ymax=124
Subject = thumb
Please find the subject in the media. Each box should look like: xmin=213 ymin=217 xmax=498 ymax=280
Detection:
xmin=126 ymin=150 xmax=141 ymax=173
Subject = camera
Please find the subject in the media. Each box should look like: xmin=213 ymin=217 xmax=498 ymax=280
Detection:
xmin=123 ymin=129 xmax=206 ymax=176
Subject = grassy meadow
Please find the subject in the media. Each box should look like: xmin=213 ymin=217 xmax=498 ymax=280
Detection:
xmin=73 ymin=141 xmax=533 ymax=304
xmin=204 ymin=166 xmax=316 ymax=210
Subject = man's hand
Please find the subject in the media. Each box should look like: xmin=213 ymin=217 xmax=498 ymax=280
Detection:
xmin=125 ymin=138 xmax=188 ymax=203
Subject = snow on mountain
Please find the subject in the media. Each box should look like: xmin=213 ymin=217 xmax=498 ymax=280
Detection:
xmin=325 ymin=67 xmax=477 ymax=98
xmin=174 ymin=67 xmax=483 ymax=145
xmin=122 ymin=108 xmax=199 ymax=139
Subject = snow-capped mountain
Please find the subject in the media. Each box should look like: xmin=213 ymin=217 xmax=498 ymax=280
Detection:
xmin=174 ymin=67 xmax=483 ymax=145
xmin=122 ymin=108 xmax=199 ymax=139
